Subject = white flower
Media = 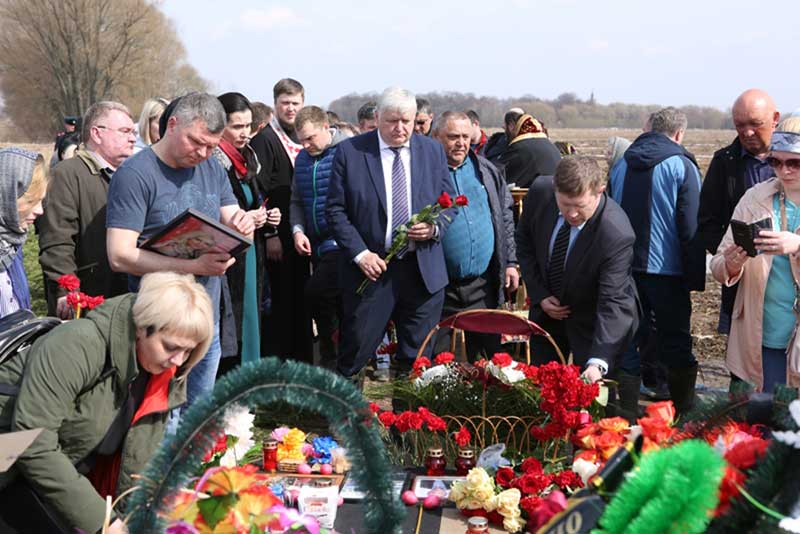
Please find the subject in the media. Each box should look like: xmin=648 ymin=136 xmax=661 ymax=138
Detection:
xmin=780 ymin=517 xmax=800 ymax=533
xmin=485 ymin=361 xmax=526 ymax=385
xmin=413 ymin=364 xmax=453 ymax=389
xmin=773 ymin=399 xmax=800 ymax=449
xmin=572 ymin=458 xmax=600 ymax=485
xmin=218 ymin=404 xmax=255 ymax=466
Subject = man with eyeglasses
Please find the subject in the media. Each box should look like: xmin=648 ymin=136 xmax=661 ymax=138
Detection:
xmin=39 ymin=101 xmax=135 ymax=319
xmin=699 ymin=89 xmax=780 ymax=336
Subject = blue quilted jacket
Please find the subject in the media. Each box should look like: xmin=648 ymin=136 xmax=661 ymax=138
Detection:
xmin=290 ymin=129 xmax=347 ymax=256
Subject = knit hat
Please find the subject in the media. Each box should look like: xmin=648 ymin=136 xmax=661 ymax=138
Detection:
xmin=0 ymin=147 xmax=40 ymax=270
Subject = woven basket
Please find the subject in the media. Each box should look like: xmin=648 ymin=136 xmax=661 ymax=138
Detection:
xmin=442 ymin=415 xmax=541 ymax=457
xmin=277 ymin=459 xmax=303 ymax=473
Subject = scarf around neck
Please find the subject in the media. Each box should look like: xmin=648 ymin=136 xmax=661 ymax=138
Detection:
xmin=218 ymin=138 xmax=248 ymax=178
xmin=270 ymin=116 xmax=303 ymax=167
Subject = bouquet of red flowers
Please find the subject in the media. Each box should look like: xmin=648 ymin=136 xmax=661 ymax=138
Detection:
xmin=357 ymin=191 xmax=466 ymax=294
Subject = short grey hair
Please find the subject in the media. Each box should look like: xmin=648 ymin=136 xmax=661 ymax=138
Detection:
xmin=377 ymin=87 xmax=417 ymax=115
xmin=650 ymin=107 xmax=688 ymax=137
xmin=171 ymin=92 xmax=226 ymax=134
xmin=82 ymin=101 xmax=132 ymax=144
xmin=432 ymin=111 xmax=470 ymax=134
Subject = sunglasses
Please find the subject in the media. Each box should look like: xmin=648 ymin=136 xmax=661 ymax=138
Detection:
xmin=767 ymin=156 xmax=800 ymax=171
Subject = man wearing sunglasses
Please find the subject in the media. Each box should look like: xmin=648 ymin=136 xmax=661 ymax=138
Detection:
xmin=415 ymin=97 xmax=435 ymax=136
xmin=38 ymin=101 xmax=135 ymax=320
xmin=699 ymin=89 xmax=780 ymax=336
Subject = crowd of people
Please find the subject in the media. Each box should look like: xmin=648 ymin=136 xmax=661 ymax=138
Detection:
xmin=0 ymin=81 xmax=798 ymax=532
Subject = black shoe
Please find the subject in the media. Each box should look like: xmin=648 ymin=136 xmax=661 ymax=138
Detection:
xmin=667 ymin=364 xmax=698 ymax=415
xmin=391 ymin=358 xmax=414 ymax=378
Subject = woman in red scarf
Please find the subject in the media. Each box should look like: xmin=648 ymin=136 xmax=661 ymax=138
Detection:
xmin=214 ymin=92 xmax=280 ymax=371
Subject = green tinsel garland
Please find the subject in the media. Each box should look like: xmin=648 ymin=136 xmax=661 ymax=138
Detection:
xmin=591 ymin=440 xmax=726 ymax=534
xmin=125 ymin=357 xmax=406 ymax=533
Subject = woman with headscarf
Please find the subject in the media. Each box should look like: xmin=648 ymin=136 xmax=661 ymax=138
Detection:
xmin=213 ymin=92 xmax=281 ymax=370
xmin=0 ymin=148 xmax=48 ymax=318
xmin=606 ymin=136 xmax=632 ymax=175
xmin=711 ymin=120 xmax=800 ymax=392
xmin=499 ymin=114 xmax=562 ymax=188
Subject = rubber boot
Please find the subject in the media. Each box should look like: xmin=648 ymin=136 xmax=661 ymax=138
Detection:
xmin=617 ymin=371 xmax=642 ymax=424
xmin=667 ymin=363 xmax=698 ymax=415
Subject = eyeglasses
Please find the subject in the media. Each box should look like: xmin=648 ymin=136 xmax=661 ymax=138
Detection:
xmin=767 ymin=156 xmax=800 ymax=172
xmin=95 ymin=125 xmax=136 ymax=137
xmin=415 ymin=120 xmax=429 ymax=126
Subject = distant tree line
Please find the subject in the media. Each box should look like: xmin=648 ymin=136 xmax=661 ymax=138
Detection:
xmin=0 ymin=0 xmax=208 ymax=141
xmin=329 ymin=91 xmax=734 ymax=130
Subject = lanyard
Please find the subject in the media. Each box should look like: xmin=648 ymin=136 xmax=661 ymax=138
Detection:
xmin=778 ymin=187 xmax=800 ymax=316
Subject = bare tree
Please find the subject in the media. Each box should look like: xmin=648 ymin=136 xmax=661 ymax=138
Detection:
xmin=0 ymin=0 xmax=207 ymax=140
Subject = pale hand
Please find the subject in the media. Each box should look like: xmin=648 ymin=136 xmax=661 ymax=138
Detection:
xmin=754 ymin=230 xmax=800 ymax=256
xmin=581 ymin=365 xmax=603 ymax=383
xmin=722 ymin=243 xmax=748 ymax=277
xmin=56 ymin=295 xmax=74 ymax=320
xmin=229 ymin=209 xmax=255 ymax=235
xmin=407 ymin=222 xmax=435 ymax=241
xmin=191 ymin=252 xmax=235 ymax=276
xmin=540 ymin=295 xmax=571 ymax=320
xmin=266 ymin=237 xmax=283 ymax=262
xmin=505 ymin=266 xmax=520 ymax=292
xmin=266 ymin=207 xmax=281 ymax=227
xmin=247 ymin=207 xmax=267 ymax=229
xmin=294 ymin=232 xmax=312 ymax=256
xmin=107 ymin=518 xmax=128 ymax=534
xmin=358 ymin=251 xmax=387 ymax=282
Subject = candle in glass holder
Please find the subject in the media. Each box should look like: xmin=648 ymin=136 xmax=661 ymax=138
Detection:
xmin=263 ymin=439 xmax=278 ymax=472
xmin=465 ymin=516 xmax=489 ymax=534
xmin=424 ymin=447 xmax=446 ymax=476
xmin=455 ymin=448 xmax=476 ymax=476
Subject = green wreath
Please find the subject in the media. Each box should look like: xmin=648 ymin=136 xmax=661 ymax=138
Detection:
xmin=125 ymin=357 xmax=405 ymax=533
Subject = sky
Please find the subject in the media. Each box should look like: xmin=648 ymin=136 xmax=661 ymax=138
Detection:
xmin=158 ymin=0 xmax=800 ymax=115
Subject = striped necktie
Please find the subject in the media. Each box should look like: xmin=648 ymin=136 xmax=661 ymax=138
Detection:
xmin=547 ymin=221 xmax=571 ymax=296
xmin=390 ymin=147 xmax=409 ymax=231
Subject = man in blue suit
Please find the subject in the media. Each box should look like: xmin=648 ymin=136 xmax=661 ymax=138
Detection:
xmin=327 ymin=87 xmax=456 ymax=379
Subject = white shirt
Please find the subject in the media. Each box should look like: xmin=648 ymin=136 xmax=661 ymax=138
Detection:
xmin=354 ymin=134 xmax=413 ymax=263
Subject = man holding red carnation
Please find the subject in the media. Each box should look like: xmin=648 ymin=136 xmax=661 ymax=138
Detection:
xmin=327 ymin=87 xmax=457 ymax=380
xmin=431 ymin=111 xmax=519 ymax=360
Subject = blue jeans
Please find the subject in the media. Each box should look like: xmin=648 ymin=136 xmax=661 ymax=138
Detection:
xmin=186 ymin=322 xmax=222 ymax=406
xmin=166 ymin=323 xmax=221 ymax=435
xmin=762 ymin=346 xmax=788 ymax=393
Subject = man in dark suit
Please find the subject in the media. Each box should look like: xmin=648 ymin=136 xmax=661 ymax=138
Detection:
xmin=516 ymin=156 xmax=640 ymax=419
xmin=327 ymin=87 xmax=456 ymax=379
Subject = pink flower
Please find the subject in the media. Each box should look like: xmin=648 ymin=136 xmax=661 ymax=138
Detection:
xmin=271 ymin=426 xmax=290 ymax=443
xmin=268 ymin=505 xmax=321 ymax=534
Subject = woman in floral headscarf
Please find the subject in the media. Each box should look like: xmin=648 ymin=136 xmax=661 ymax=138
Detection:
xmin=499 ymin=114 xmax=562 ymax=188
xmin=711 ymin=119 xmax=800 ymax=392
xmin=0 ymin=148 xmax=48 ymax=318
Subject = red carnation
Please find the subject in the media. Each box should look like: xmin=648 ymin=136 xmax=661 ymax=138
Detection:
xmin=369 ymin=402 xmax=381 ymax=414
xmin=66 ymin=291 xmax=86 ymax=309
xmin=520 ymin=457 xmax=543 ymax=475
xmin=455 ymin=194 xmax=469 ymax=206
xmin=553 ymin=470 xmax=583 ymax=490
xmin=454 ymin=426 xmax=471 ymax=447
xmin=520 ymin=495 xmax=543 ymax=517
xmin=394 ymin=411 xmax=423 ymax=433
xmin=377 ymin=411 xmax=396 ymax=428
xmin=57 ymin=274 xmax=80 ymax=292
xmin=491 ymin=352 xmax=514 ymax=368
xmin=495 ymin=466 xmax=516 ymax=488
xmin=85 ymin=295 xmax=105 ymax=310
xmin=433 ymin=352 xmax=455 ymax=365
xmin=412 ymin=357 xmax=431 ymax=373
xmin=437 ymin=192 xmax=453 ymax=209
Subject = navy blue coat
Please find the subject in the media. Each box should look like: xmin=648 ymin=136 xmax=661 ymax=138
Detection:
xmin=326 ymin=130 xmax=456 ymax=294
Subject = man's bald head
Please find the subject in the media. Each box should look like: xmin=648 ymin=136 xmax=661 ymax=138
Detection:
xmin=732 ymin=89 xmax=780 ymax=157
